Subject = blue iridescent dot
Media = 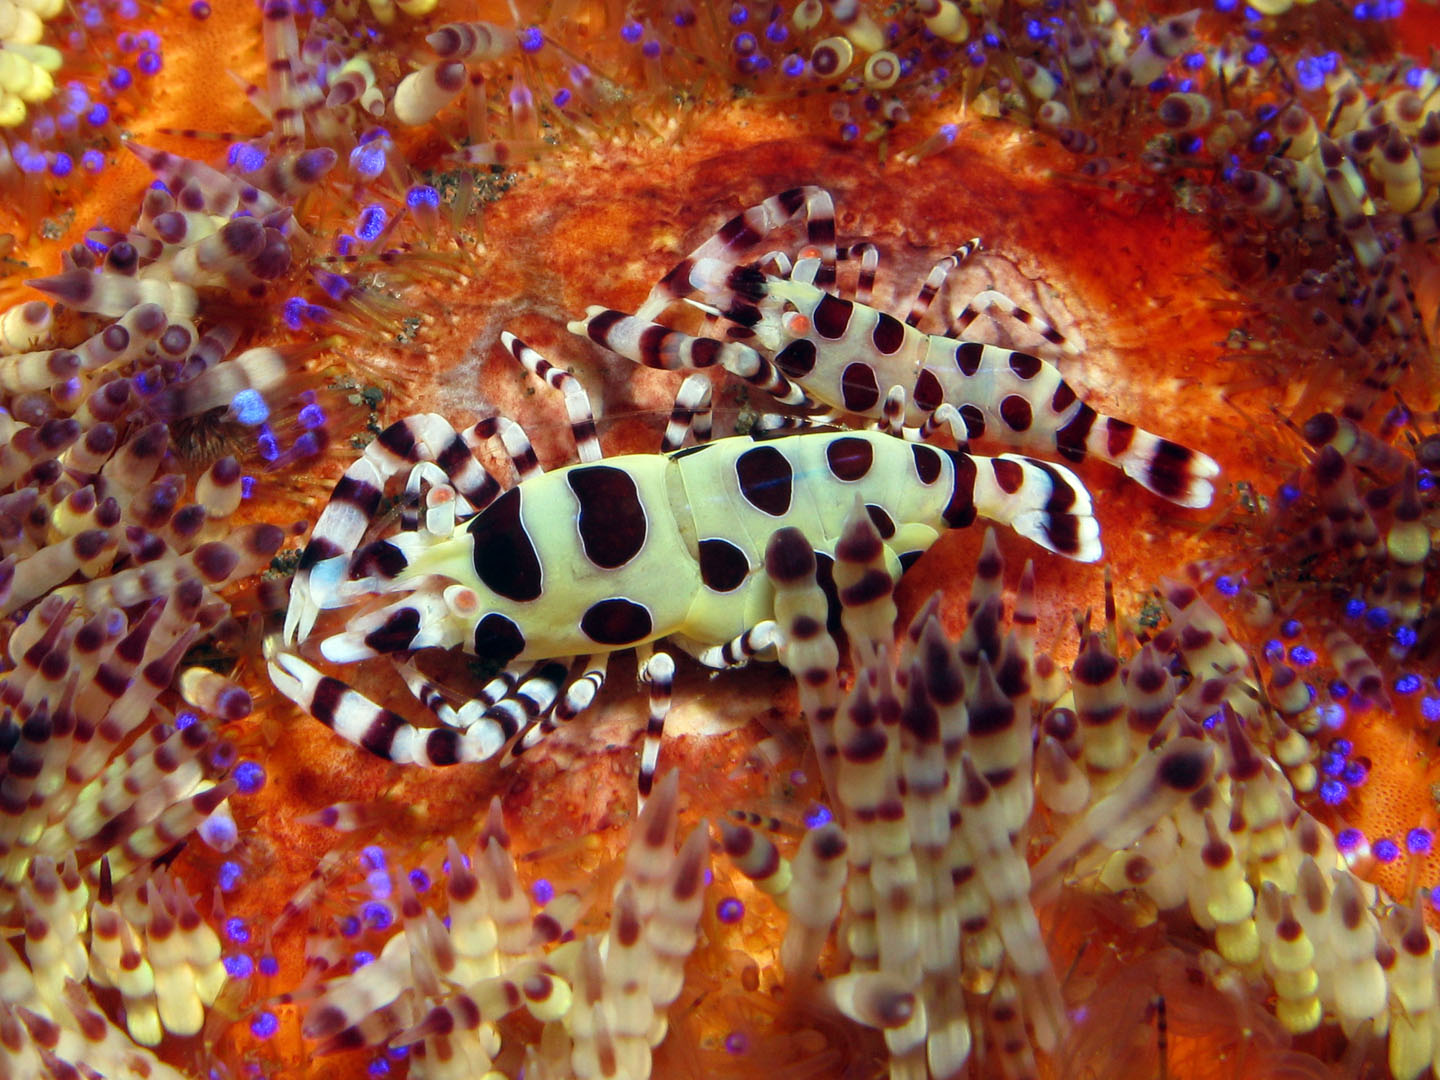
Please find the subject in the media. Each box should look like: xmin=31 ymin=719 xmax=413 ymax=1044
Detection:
xmin=1341 ymin=760 xmax=1367 ymax=785
xmin=733 ymin=31 xmax=757 ymax=54
xmin=350 ymin=143 xmax=386 ymax=179
xmin=1215 ymin=575 xmax=1239 ymax=596
xmin=224 ymin=917 xmax=249 ymax=943
xmin=1365 ymin=607 xmax=1391 ymax=629
xmin=82 ymin=149 xmax=105 ymax=172
xmin=369 ymin=1060 xmax=391 ymax=1076
xmin=553 ymin=87 xmax=572 ymax=107
xmin=765 ymin=21 xmax=787 ymax=42
xmin=362 ymin=902 xmax=392 ymax=930
xmin=1262 ymin=639 xmax=1284 ymax=661
xmin=176 ymin=711 xmax=199 ymax=729
xmin=257 ymin=430 xmax=279 ymax=462
xmin=138 ymin=51 xmax=163 ymax=75
xmin=240 ymin=476 xmax=256 ymax=499
xmin=408 ymin=869 xmax=430 ymax=893
xmin=361 ymin=845 xmax=387 ymax=871
xmin=1318 ymin=778 xmax=1348 ymax=805
xmin=1279 ymin=618 xmax=1301 ymax=638
xmin=1345 ymin=597 xmax=1366 ymax=618
xmin=356 ymin=205 xmax=388 ymax=243
xmin=840 ymin=123 xmax=859 ymax=141
xmin=231 ymin=389 xmax=269 ymax=425
xmin=250 ymin=1012 xmax=279 ymax=1039
xmin=1396 ymin=673 xmax=1423 ymax=695
xmin=1215 ymin=0 xmax=1237 ymax=11
xmin=1396 ymin=626 xmax=1418 ymax=648
xmin=1407 ymin=828 xmax=1433 ymax=854
xmin=1406 ymin=66 xmax=1428 ymax=88
xmin=353 ymin=951 xmax=376 ymax=969
xmin=223 ymin=953 xmax=254 ymax=978
xmin=138 ymin=29 xmax=160 ymax=49
xmin=804 ymin=804 xmax=833 ymax=827
xmin=730 ymin=4 xmax=749 ymax=23
xmin=642 ymin=39 xmax=661 ymax=58
xmin=218 ymin=861 xmax=243 ymax=891
xmin=49 ymin=153 xmax=74 ymax=178
xmin=133 ymin=369 xmax=161 ymax=396
xmin=282 ymin=296 xmax=305 ymax=330
xmin=620 ymin=20 xmax=643 ymax=41
xmin=318 ymin=269 xmax=352 ymax=298
xmin=1287 ymin=645 xmax=1316 ymax=666
xmin=305 ymin=304 xmax=328 ymax=323
xmin=519 ymin=26 xmax=544 ymax=51
xmin=1331 ymin=738 xmax=1353 ymax=756
xmin=1203 ymin=711 xmax=1223 ymax=730
xmin=366 ymin=870 xmax=391 ymax=900
xmin=1374 ymin=837 xmax=1401 ymax=863
xmin=118 ymin=0 xmax=139 ymax=15
xmin=108 ymin=67 xmax=133 ymax=91
xmin=1336 ymin=827 xmax=1364 ymax=853
xmin=716 ymin=897 xmax=744 ymax=923
xmin=782 ymin=53 xmax=805 ymax=76
xmin=1319 ymin=752 xmax=1345 ymax=776
xmin=1422 ymin=697 xmax=1440 ymax=723
xmin=259 ymin=954 xmax=279 ymax=976
xmin=533 ymin=878 xmax=555 ymax=905
xmin=1243 ymin=44 xmax=1269 ymax=65
xmin=299 ymin=403 xmax=326 ymax=429
xmin=1317 ymin=702 xmax=1346 ymax=728
xmin=18 ymin=152 xmax=45 ymax=175
xmin=234 ymin=760 xmax=266 ymax=794
xmin=339 ymin=914 xmax=361 ymax=937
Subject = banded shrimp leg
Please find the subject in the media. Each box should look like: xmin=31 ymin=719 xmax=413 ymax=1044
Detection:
xmin=268 ymin=334 xmax=767 ymax=799
xmin=267 ymin=403 xmax=587 ymax=769
xmin=570 ymin=187 xmax=1083 ymax=439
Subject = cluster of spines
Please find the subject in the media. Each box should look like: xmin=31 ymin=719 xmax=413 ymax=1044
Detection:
xmin=276 ymin=780 xmax=708 ymax=1080
xmin=714 ymin=497 xmax=1440 ymax=1077
xmin=720 ymin=509 xmax=1222 ymax=1078
xmin=0 ymin=580 xmax=256 ymax=891
xmin=0 ymin=851 xmax=230 ymax=1071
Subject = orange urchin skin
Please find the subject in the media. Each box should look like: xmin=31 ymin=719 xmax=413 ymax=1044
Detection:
xmin=0 ymin=2 xmax=258 ymax=266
